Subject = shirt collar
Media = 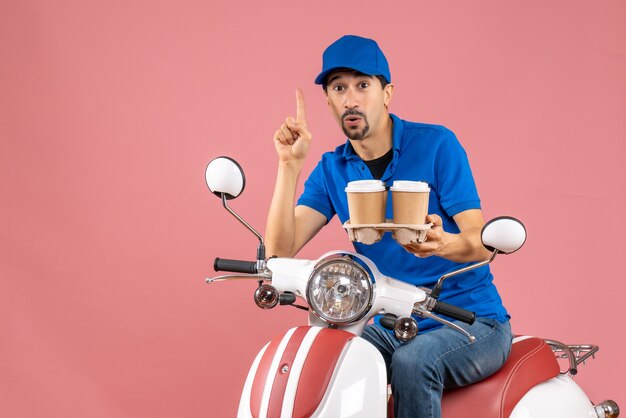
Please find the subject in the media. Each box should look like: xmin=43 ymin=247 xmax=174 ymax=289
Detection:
xmin=341 ymin=113 xmax=404 ymax=161
xmin=390 ymin=113 xmax=404 ymax=153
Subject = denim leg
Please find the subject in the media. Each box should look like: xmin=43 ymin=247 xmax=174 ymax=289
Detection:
xmin=362 ymin=318 xmax=512 ymax=418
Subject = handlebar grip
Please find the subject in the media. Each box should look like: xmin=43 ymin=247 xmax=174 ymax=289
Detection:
xmin=214 ymin=258 xmax=257 ymax=274
xmin=433 ymin=301 xmax=476 ymax=325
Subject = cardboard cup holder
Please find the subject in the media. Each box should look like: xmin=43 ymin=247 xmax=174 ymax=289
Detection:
xmin=343 ymin=219 xmax=433 ymax=245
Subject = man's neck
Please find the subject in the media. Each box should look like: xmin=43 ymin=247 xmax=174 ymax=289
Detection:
xmin=350 ymin=114 xmax=393 ymax=161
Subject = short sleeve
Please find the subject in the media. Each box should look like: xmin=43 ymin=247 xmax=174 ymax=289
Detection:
xmin=434 ymin=131 xmax=481 ymax=217
xmin=297 ymin=159 xmax=336 ymax=223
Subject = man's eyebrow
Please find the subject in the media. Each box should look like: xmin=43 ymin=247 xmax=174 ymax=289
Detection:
xmin=327 ymin=74 xmax=344 ymax=85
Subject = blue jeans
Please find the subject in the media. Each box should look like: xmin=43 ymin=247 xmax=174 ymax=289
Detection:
xmin=361 ymin=317 xmax=513 ymax=418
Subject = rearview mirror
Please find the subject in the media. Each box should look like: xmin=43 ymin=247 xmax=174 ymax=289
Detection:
xmin=481 ymin=217 xmax=527 ymax=254
xmin=205 ymin=156 xmax=246 ymax=200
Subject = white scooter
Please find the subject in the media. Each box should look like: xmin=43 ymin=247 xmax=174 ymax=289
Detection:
xmin=204 ymin=156 xmax=620 ymax=418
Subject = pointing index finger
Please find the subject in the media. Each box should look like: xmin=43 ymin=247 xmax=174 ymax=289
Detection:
xmin=295 ymin=88 xmax=307 ymax=125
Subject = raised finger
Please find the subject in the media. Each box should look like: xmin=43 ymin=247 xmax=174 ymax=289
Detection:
xmin=295 ymin=88 xmax=307 ymax=125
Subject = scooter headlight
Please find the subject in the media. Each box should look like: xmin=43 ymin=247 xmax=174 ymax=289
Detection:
xmin=306 ymin=257 xmax=373 ymax=325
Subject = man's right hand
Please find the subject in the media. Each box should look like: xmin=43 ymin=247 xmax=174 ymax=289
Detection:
xmin=273 ymin=88 xmax=312 ymax=163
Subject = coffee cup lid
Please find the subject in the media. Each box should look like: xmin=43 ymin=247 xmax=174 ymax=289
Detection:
xmin=390 ymin=180 xmax=430 ymax=192
xmin=345 ymin=179 xmax=386 ymax=193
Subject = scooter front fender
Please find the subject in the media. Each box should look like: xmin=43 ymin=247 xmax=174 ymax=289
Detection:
xmin=238 ymin=326 xmax=387 ymax=418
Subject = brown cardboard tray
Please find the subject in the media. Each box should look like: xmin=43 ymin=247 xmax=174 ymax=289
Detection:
xmin=343 ymin=220 xmax=433 ymax=245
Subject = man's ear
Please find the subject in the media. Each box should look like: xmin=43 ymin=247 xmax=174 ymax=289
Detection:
xmin=384 ymin=84 xmax=394 ymax=107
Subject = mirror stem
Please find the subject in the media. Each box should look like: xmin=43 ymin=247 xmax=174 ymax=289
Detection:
xmin=430 ymin=250 xmax=498 ymax=299
xmin=221 ymin=194 xmax=265 ymax=247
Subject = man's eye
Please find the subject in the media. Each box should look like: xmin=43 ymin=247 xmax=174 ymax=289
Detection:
xmin=359 ymin=82 xmax=369 ymax=88
xmin=333 ymin=85 xmax=344 ymax=92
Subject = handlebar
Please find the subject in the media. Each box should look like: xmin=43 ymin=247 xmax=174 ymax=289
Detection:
xmin=432 ymin=301 xmax=476 ymax=325
xmin=214 ymin=258 xmax=258 ymax=274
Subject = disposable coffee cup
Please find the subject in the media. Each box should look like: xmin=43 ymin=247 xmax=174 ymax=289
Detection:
xmin=345 ymin=180 xmax=387 ymax=225
xmin=390 ymin=180 xmax=430 ymax=225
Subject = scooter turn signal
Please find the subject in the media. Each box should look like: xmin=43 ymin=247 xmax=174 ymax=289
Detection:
xmin=394 ymin=317 xmax=419 ymax=342
xmin=254 ymin=284 xmax=279 ymax=309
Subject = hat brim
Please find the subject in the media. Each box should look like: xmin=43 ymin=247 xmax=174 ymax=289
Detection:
xmin=314 ymin=65 xmax=389 ymax=85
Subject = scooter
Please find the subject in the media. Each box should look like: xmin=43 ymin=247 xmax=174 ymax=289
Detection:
xmin=204 ymin=156 xmax=620 ymax=418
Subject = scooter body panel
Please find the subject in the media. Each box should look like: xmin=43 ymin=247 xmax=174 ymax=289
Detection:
xmin=310 ymin=336 xmax=387 ymax=418
xmin=237 ymin=326 xmax=386 ymax=418
xmin=238 ymin=342 xmax=270 ymax=418
xmin=510 ymin=374 xmax=597 ymax=418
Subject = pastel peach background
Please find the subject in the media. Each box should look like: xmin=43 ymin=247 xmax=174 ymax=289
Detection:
xmin=1 ymin=1 xmax=624 ymax=417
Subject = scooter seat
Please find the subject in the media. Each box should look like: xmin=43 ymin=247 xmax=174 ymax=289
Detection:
xmin=440 ymin=336 xmax=561 ymax=418
xmin=387 ymin=336 xmax=561 ymax=418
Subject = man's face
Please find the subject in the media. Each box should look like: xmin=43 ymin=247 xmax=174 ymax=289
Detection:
xmin=325 ymin=70 xmax=393 ymax=141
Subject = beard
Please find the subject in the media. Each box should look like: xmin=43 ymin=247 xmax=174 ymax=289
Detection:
xmin=341 ymin=109 xmax=370 ymax=140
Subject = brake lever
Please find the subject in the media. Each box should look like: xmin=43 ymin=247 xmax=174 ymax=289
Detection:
xmin=205 ymin=272 xmax=272 ymax=284
xmin=413 ymin=304 xmax=476 ymax=342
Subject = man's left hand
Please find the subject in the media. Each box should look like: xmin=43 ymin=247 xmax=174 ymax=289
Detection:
xmin=401 ymin=214 xmax=448 ymax=258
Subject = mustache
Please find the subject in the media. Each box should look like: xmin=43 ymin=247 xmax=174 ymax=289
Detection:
xmin=342 ymin=109 xmax=366 ymax=120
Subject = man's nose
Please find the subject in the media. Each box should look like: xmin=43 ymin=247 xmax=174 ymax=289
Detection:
xmin=343 ymin=88 xmax=359 ymax=109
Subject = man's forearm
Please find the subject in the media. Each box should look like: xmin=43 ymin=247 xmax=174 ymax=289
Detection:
xmin=438 ymin=227 xmax=492 ymax=263
xmin=265 ymin=161 xmax=303 ymax=257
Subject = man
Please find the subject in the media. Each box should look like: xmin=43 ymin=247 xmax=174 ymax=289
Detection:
xmin=265 ymin=35 xmax=512 ymax=418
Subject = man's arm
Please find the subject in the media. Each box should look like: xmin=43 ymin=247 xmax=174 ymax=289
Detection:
xmin=402 ymin=209 xmax=492 ymax=262
xmin=265 ymin=162 xmax=327 ymax=257
xmin=265 ymin=89 xmax=326 ymax=257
